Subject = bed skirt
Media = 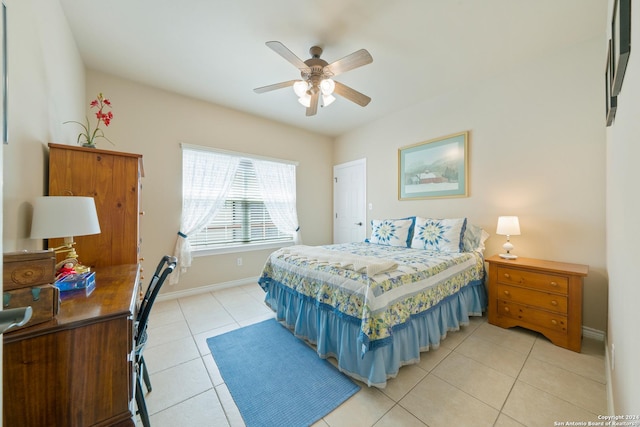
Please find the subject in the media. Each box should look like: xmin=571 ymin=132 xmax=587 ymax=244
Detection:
xmin=260 ymin=278 xmax=488 ymax=388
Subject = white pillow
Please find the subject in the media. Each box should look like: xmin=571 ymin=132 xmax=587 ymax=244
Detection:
xmin=463 ymin=223 xmax=490 ymax=253
xmin=411 ymin=217 xmax=467 ymax=252
xmin=369 ymin=218 xmax=414 ymax=247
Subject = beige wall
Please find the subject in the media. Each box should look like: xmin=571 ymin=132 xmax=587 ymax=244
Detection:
xmin=85 ymin=71 xmax=334 ymax=293
xmin=335 ymin=37 xmax=608 ymax=332
xmin=605 ymin=0 xmax=640 ymax=414
xmin=2 ymin=0 xmax=85 ymax=251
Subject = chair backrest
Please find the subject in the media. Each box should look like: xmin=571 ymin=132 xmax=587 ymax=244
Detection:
xmin=135 ymin=255 xmax=177 ymax=346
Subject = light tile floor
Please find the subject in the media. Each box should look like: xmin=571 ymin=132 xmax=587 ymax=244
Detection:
xmin=140 ymin=284 xmax=607 ymax=427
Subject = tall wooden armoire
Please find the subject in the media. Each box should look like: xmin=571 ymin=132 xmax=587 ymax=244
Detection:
xmin=47 ymin=143 xmax=143 ymax=268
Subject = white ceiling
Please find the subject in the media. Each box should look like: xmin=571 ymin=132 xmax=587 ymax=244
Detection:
xmin=59 ymin=0 xmax=605 ymax=138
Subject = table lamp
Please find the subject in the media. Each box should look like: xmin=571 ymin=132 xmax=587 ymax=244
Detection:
xmin=30 ymin=196 xmax=101 ymax=268
xmin=496 ymin=216 xmax=520 ymax=259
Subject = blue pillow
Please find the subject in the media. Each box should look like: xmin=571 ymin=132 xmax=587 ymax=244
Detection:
xmin=410 ymin=217 xmax=467 ymax=252
xmin=369 ymin=218 xmax=415 ymax=247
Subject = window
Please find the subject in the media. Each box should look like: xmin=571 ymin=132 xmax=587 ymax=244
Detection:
xmin=190 ymin=158 xmax=291 ymax=248
xmin=181 ymin=145 xmax=298 ymax=253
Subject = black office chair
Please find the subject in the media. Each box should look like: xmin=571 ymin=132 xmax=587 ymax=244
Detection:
xmin=134 ymin=255 xmax=177 ymax=427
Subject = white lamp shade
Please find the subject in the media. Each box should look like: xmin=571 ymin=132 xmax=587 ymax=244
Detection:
xmin=293 ymin=80 xmax=309 ymax=98
xmin=496 ymin=216 xmax=521 ymax=236
xmin=320 ymin=78 xmax=335 ymax=95
xmin=298 ymin=94 xmax=311 ymax=108
xmin=30 ymin=196 xmax=101 ymax=239
xmin=322 ymin=94 xmax=336 ymax=107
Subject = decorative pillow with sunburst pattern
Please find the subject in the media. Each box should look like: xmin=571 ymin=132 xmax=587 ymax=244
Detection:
xmin=410 ymin=217 xmax=467 ymax=252
xmin=369 ymin=218 xmax=415 ymax=247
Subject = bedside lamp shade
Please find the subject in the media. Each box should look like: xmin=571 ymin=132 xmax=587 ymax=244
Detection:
xmin=31 ymin=196 xmax=101 ymax=239
xmin=31 ymin=196 xmax=101 ymax=263
xmin=496 ymin=216 xmax=520 ymax=259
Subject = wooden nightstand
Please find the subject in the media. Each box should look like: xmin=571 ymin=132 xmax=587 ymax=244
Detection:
xmin=486 ymin=255 xmax=588 ymax=352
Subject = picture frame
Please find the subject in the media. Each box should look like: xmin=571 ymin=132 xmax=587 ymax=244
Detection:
xmin=611 ymin=0 xmax=631 ymax=97
xmin=2 ymin=0 xmax=7 ymax=144
xmin=398 ymin=131 xmax=469 ymax=200
xmin=606 ymin=39 xmax=617 ymax=127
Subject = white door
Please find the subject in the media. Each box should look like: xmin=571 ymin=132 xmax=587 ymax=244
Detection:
xmin=333 ymin=159 xmax=366 ymax=243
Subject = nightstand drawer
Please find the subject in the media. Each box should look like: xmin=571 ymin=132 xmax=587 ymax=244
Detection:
xmin=496 ymin=266 xmax=568 ymax=295
xmin=497 ymin=284 xmax=567 ymax=314
xmin=497 ymin=300 xmax=568 ymax=333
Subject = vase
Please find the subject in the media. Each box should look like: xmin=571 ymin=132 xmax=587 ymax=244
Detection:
xmin=82 ymin=142 xmax=97 ymax=148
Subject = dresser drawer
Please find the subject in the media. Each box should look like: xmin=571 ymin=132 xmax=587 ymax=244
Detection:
xmin=497 ymin=283 xmax=567 ymax=314
xmin=497 ymin=300 xmax=568 ymax=333
xmin=496 ymin=266 xmax=568 ymax=295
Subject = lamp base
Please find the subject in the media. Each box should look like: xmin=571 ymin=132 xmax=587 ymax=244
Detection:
xmin=499 ymin=253 xmax=518 ymax=260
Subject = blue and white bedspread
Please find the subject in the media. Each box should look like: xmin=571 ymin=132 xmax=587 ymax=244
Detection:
xmin=258 ymin=242 xmax=487 ymax=387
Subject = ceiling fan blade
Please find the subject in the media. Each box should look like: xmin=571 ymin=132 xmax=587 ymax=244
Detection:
xmin=253 ymin=80 xmax=298 ymax=94
xmin=266 ymin=41 xmax=311 ymax=72
xmin=306 ymin=91 xmax=319 ymax=116
xmin=333 ymin=81 xmax=371 ymax=107
xmin=324 ymin=49 xmax=373 ymax=77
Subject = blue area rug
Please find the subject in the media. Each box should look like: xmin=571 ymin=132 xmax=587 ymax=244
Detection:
xmin=207 ymin=318 xmax=360 ymax=427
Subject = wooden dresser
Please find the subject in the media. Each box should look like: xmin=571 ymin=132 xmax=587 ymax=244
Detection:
xmin=48 ymin=143 xmax=144 ymax=268
xmin=486 ymin=255 xmax=588 ymax=352
xmin=3 ymin=264 xmax=140 ymax=426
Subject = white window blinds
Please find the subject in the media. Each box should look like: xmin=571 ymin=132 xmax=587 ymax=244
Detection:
xmin=189 ymin=158 xmax=292 ymax=248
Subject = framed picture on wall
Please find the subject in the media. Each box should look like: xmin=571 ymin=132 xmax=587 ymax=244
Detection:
xmin=611 ymin=0 xmax=631 ymax=97
xmin=2 ymin=0 xmax=7 ymax=144
xmin=606 ymin=39 xmax=617 ymax=127
xmin=398 ymin=131 xmax=469 ymax=200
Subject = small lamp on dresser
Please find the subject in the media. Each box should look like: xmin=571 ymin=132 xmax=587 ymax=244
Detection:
xmin=30 ymin=196 xmax=101 ymax=271
xmin=496 ymin=216 xmax=520 ymax=259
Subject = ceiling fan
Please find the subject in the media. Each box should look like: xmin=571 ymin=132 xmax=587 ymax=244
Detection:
xmin=254 ymin=41 xmax=373 ymax=117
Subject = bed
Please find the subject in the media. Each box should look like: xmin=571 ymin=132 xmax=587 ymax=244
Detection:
xmin=258 ymin=216 xmax=488 ymax=388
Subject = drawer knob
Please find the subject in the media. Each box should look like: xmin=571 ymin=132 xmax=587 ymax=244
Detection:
xmin=503 ymin=290 xmax=510 ymax=296
xmin=504 ymin=307 xmax=510 ymax=312
xmin=504 ymin=273 xmax=510 ymax=279
xmin=550 ymin=281 xmax=558 ymax=287
xmin=551 ymin=319 xmax=558 ymax=325
xmin=551 ymin=300 xmax=558 ymax=306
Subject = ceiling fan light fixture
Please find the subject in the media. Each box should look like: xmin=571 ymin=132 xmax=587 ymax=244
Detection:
xmin=255 ymin=41 xmax=373 ymax=116
xmin=293 ymin=80 xmax=309 ymax=98
xmin=320 ymin=78 xmax=335 ymax=95
xmin=298 ymin=93 xmax=311 ymax=108
xmin=322 ymin=94 xmax=336 ymax=107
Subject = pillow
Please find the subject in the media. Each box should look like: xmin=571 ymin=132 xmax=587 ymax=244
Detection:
xmin=463 ymin=223 xmax=489 ymax=253
xmin=369 ymin=218 xmax=415 ymax=247
xmin=411 ymin=217 xmax=467 ymax=252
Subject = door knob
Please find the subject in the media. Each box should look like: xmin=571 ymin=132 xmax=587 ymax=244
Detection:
xmin=355 ymin=222 xmax=363 ymax=226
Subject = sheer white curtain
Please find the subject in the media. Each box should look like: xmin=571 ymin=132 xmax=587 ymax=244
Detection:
xmin=172 ymin=147 xmax=240 ymax=284
xmin=253 ymin=159 xmax=301 ymax=244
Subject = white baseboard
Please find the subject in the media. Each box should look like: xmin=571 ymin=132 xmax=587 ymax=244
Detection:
xmin=604 ymin=335 xmax=615 ymax=415
xmin=156 ymin=276 xmax=260 ymax=302
xmin=582 ymin=326 xmax=605 ymax=341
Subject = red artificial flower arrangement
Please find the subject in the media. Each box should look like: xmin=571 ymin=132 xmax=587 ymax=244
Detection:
xmin=65 ymin=93 xmax=115 ymax=147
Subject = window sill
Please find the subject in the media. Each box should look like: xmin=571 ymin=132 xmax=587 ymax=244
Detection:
xmin=192 ymin=241 xmax=295 ymax=257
